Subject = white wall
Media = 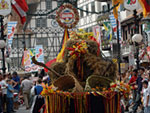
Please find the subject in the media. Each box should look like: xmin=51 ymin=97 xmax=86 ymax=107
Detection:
xmin=77 ymin=0 xmax=102 ymax=30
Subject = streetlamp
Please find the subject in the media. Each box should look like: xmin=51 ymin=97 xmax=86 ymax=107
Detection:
xmin=132 ymin=34 xmax=143 ymax=69
xmin=0 ymin=40 xmax=6 ymax=73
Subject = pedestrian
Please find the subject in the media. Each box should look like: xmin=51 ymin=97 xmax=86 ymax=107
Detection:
xmin=21 ymin=76 xmax=32 ymax=110
xmin=129 ymin=69 xmax=138 ymax=102
xmin=132 ymin=68 xmax=144 ymax=113
xmin=0 ymin=74 xmax=8 ymax=113
xmin=142 ymin=80 xmax=150 ymax=113
xmin=31 ymin=78 xmax=44 ymax=113
xmin=12 ymin=72 xmax=20 ymax=92
xmin=6 ymin=79 xmax=15 ymax=113
xmin=12 ymin=72 xmax=20 ymax=109
xmin=0 ymin=75 xmax=3 ymax=113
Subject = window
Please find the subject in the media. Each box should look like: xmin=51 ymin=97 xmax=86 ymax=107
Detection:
xmin=46 ymin=0 xmax=52 ymax=10
xmin=86 ymin=4 xmax=89 ymax=16
xmin=57 ymin=0 xmax=62 ymax=6
xmin=36 ymin=18 xmax=47 ymax=27
xmin=91 ymin=2 xmax=95 ymax=12
xmin=88 ymin=27 xmax=92 ymax=32
xmin=102 ymin=5 xmax=107 ymax=12
xmin=36 ymin=38 xmax=48 ymax=47
xmin=11 ymin=57 xmax=22 ymax=69
xmin=80 ymin=7 xmax=84 ymax=18
xmin=12 ymin=38 xmax=31 ymax=48
xmin=69 ymin=0 xmax=77 ymax=6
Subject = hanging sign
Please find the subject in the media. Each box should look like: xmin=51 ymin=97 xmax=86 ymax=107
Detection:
xmin=7 ymin=21 xmax=17 ymax=46
xmin=109 ymin=14 xmax=121 ymax=40
xmin=92 ymin=25 xmax=101 ymax=49
xmin=35 ymin=45 xmax=44 ymax=63
xmin=0 ymin=0 xmax=11 ymax=16
xmin=56 ymin=3 xmax=79 ymax=29
xmin=124 ymin=0 xmax=138 ymax=11
xmin=7 ymin=21 xmax=17 ymax=54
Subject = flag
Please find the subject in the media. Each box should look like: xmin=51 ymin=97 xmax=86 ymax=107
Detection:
xmin=11 ymin=0 xmax=28 ymax=24
xmin=109 ymin=14 xmax=122 ymax=40
xmin=139 ymin=0 xmax=150 ymax=17
xmin=56 ymin=29 xmax=69 ymax=62
xmin=103 ymin=22 xmax=112 ymax=41
xmin=112 ymin=0 xmax=124 ymax=19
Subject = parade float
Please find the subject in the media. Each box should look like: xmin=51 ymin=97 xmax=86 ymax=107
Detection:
xmin=32 ymin=3 xmax=130 ymax=113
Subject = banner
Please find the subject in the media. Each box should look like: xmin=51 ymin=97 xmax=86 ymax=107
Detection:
xmin=103 ymin=21 xmax=112 ymax=41
xmin=0 ymin=0 xmax=11 ymax=16
xmin=129 ymin=46 xmax=135 ymax=66
xmin=92 ymin=25 xmax=101 ymax=49
xmin=124 ymin=0 xmax=138 ymax=11
xmin=56 ymin=29 xmax=69 ymax=62
xmin=7 ymin=21 xmax=17 ymax=54
xmin=23 ymin=45 xmax=44 ymax=72
xmin=7 ymin=21 xmax=17 ymax=45
xmin=35 ymin=45 xmax=44 ymax=63
xmin=109 ymin=14 xmax=121 ymax=40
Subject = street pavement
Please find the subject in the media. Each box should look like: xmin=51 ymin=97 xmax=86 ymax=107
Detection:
xmin=16 ymin=106 xmax=30 ymax=113
xmin=16 ymin=106 xmax=142 ymax=113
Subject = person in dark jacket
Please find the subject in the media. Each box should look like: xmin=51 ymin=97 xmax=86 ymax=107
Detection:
xmin=132 ymin=68 xmax=144 ymax=113
xmin=31 ymin=78 xmax=44 ymax=113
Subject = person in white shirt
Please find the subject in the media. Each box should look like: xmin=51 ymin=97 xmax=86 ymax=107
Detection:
xmin=21 ymin=76 xmax=33 ymax=109
xmin=0 ymin=73 xmax=8 ymax=112
xmin=143 ymin=80 xmax=150 ymax=113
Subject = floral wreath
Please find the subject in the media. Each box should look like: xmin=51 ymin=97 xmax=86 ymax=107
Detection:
xmin=56 ymin=3 xmax=79 ymax=29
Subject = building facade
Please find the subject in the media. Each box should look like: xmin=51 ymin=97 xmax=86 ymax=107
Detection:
xmin=77 ymin=0 xmax=108 ymax=31
xmin=7 ymin=0 xmax=64 ymax=72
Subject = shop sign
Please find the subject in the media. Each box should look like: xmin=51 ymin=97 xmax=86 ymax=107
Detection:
xmin=0 ymin=0 xmax=11 ymax=16
xmin=56 ymin=3 xmax=79 ymax=29
xmin=124 ymin=0 xmax=138 ymax=11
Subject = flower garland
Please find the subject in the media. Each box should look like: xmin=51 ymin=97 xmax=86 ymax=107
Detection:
xmin=41 ymin=81 xmax=131 ymax=98
xmin=56 ymin=3 xmax=79 ymax=29
xmin=69 ymin=29 xmax=94 ymax=40
xmin=109 ymin=81 xmax=131 ymax=99
xmin=66 ymin=41 xmax=88 ymax=59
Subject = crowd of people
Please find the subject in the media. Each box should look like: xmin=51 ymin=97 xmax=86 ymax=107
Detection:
xmin=120 ymin=67 xmax=150 ymax=113
xmin=0 ymin=70 xmax=50 ymax=113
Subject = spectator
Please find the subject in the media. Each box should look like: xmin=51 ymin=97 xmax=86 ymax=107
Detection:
xmin=129 ymin=69 xmax=138 ymax=102
xmin=0 ymin=74 xmax=3 ymax=113
xmin=31 ymin=78 xmax=44 ymax=113
xmin=6 ymin=79 xmax=15 ymax=113
xmin=132 ymin=68 xmax=144 ymax=113
xmin=0 ymin=74 xmax=8 ymax=112
xmin=21 ymin=76 xmax=32 ymax=110
xmin=12 ymin=72 xmax=20 ymax=92
xmin=142 ymin=80 xmax=150 ymax=113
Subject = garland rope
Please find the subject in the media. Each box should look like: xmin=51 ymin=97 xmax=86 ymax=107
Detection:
xmin=27 ymin=0 xmax=120 ymax=16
